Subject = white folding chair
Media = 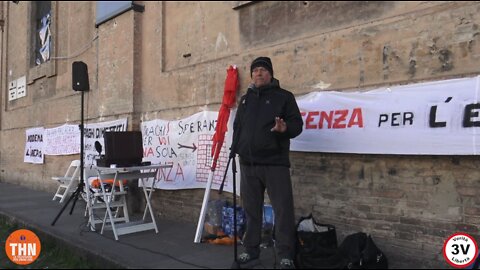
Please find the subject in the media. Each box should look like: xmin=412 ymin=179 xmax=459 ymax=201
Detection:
xmin=52 ymin=160 xmax=81 ymax=203
xmin=84 ymin=169 xmax=130 ymax=231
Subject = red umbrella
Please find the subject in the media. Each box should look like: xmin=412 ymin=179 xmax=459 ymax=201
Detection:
xmin=194 ymin=65 xmax=239 ymax=243
xmin=211 ymin=65 xmax=238 ymax=171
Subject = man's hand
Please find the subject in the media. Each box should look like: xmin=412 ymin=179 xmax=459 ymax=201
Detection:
xmin=271 ymin=117 xmax=287 ymax=133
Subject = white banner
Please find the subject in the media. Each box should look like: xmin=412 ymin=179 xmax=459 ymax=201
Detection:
xmin=24 ymin=127 xmax=45 ymax=164
xmin=141 ymin=111 xmax=238 ymax=193
xmin=44 ymin=124 xmax=80 ymax=155
xmin=42 ymin=119 xmax=127 ymax=164
xmin=291 ymin=76 xmax=480 ymax=155
xmin=84 ymin=119 xmax=128 ymax=166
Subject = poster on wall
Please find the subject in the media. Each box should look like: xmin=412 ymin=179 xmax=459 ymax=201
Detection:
xmin=43 ymin=124 xmax=80 ymax=155
xmin=42 ymin=119 xmax=128 ymax=165
xmin=141 ymin=111 xmax=238 ymax=193
xmin=24 ymin=127 xmax=45 ymax=164
xmin=84 ymin=118 xmax=128 ymax=166
xmin=292 ymin=76 xmax=480 ymax=155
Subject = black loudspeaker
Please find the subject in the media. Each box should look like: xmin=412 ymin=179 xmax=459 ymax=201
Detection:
xmin=72 ymin=61 xmax=90 ymax=91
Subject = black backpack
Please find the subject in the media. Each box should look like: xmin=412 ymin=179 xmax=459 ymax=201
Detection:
xmin=296 ymin=229 xmax=388 ymax=269
xmin=339 ymin=232 xmax=388 ymax=269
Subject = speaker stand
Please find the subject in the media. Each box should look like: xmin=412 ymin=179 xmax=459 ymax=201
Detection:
xmin=51 ymin=89 xmax=86 ymax=226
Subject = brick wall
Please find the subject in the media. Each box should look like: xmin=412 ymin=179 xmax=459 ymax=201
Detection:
xmin=289 ymin=152 xmax=480 ymax=268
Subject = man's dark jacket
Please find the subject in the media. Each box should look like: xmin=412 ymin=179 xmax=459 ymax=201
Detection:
xmin=232 ymin=78 xmax=303 ymax=167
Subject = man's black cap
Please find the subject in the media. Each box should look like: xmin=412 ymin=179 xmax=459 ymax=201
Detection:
xmin=250 ymin=56 xmax=273 ymax=77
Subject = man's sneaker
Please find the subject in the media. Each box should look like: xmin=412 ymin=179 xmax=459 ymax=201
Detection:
xmin=279 ymin=258 xmax=295 ymax=269
xmin=236 ymin=252 xmax=260 ymax=268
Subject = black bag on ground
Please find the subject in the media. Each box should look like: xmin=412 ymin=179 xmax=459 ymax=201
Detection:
xmin=362 ymin=234 xmax=388 ymax=269
xmin=338 ymin=232 xmax=388 ymax=269
xmin=296 ymin=230 xmax=388 ymax=269
xmin=296 ymin=214 xmax=338 ymax=268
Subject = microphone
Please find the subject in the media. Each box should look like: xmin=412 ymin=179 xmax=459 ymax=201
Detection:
xmin=93 ymin=141 xmax=106 ymax=167
xmin=94 ymin=141 xmax=102 ymax=155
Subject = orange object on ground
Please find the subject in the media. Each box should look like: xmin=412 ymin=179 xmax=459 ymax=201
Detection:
xmin=207 ymin=236 xmax=242 ymax=245
xmin=204 ymin=230 xmax=241 ymax=245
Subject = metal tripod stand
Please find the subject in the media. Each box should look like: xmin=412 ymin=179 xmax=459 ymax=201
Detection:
xmin=51 ymin=88 xmax=86 ymax=226
xmin=217 ymin=152 xmax=241 ymax=268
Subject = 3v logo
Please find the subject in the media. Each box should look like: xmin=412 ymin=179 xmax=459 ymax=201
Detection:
xmin=451 ymin=244 xmax=470 ymax=255
xmin=443 ymin=233 xmax=478 ymax=268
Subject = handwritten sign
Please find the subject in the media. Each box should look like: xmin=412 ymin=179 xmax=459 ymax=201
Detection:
xmin=141 ymin=111 xmax=238 ymax=193
xmin=43 ymin=124 xmax=80 ymax=155
xmin=24 ymin=127 xmax=45 ymax=164
xmin=41 ymin=119 xmax=128 ymax=163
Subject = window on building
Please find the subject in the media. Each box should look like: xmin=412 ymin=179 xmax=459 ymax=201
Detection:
xmin=96 ymin=1 xmax=133 ymax=27
xmin=32 ymin=1 xmax=51 ymax=66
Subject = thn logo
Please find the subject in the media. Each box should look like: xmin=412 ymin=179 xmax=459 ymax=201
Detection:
xmin=443 ymin=232 xmax=478 ymax=268
xmin=5 ymin=229 xmax=41 ymax=265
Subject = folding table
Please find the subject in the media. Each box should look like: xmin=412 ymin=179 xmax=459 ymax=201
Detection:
xmin=85 ymin=164 xmax=172 ymax=240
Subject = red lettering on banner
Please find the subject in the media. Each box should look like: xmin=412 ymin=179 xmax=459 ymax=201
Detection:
xmin=175 ymin=165 xmax=185 ymax=181
xmin=144 ymin=147 xmax=154 ymax=157
xmin=320 ymin=111 xmax=333 ymax=129
xmin=348 ymin=108 xmax=364 ymax=128
xmin=158 ymin=162 xmax=185 ymax=182
xmin=333 ymin=110 xmax=348 ymax=128
xmin=305 ymin=111 xmax=319 ymax=129
xmin=158 ymin=137 xmax=169 ymax=145
xmin=159 ymin=162 xmax=174 ymax=182
xmin=302 ymin=108 xmax=364 ymax=129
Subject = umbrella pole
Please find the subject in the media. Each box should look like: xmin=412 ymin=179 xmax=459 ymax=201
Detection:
xmin=194 ymin=159 xmax=216 ymax=243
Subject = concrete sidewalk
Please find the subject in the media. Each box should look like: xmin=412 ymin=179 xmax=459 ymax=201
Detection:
xmin=0 ymin=181 xmax=276 ymax=269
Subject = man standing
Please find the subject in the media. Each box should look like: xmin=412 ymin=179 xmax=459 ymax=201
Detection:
xmin=231 ymin=56 xmax=303 ymax=269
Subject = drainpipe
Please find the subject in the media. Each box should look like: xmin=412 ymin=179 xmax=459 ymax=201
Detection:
xmin=0 ymin=1 xmax=5 ymax=126
xmin=0 ymin=2 xmax=4 ymax=32
xmin=0 ymin=1 xmax=4 ymax=177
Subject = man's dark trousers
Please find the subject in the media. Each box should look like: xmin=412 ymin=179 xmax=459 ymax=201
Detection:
xmin=240 ymin=164 xmax=296 ymax=260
